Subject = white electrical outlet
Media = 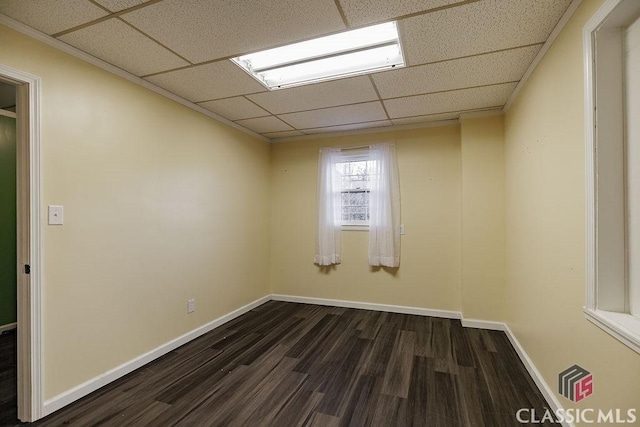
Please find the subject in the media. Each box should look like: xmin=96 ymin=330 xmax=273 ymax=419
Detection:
xmin=187 ymin=299 xmax=195 ymax=314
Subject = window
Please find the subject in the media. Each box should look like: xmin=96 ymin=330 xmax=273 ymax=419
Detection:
xmin=230 ymin=22 xmax=405 ymax=90
xmin=584 ymin=0 xmax=640 ymax=354
xmin=626 ymin=11 xmax=640 ymax=320
xmin=336 ymin=154 xmax=375 ymax=226
xmin=315 ymin=143 xmax=401 ymax=267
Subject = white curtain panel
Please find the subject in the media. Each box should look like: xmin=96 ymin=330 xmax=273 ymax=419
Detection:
xmin=315 ymin=147 xmax=343 ymax=265
xmin=368 ymin=142 xmax=401 ymax=267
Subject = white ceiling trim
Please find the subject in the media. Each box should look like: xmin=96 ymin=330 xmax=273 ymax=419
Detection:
xmin=0 ymin=13 xmax=269 ymax=142
xmin=272 ymin=118 xmax=461 ymax=143
xmin=273 ymin=106 xmax=504 ymax=142
xmin=459 ymin=109 xmax=504 ymax=120
xmin=503 ymin=0 xmax=583 ymax=110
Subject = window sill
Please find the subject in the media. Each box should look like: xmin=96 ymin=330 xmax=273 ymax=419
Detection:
xmin=584 ymin=308 xmax=640 ymax=354
xmin=342 ymin=225 xmax=369 ymax=231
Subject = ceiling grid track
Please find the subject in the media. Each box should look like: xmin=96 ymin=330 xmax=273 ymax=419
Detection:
xmin=0 ymin=0 xmax=578 ymax=141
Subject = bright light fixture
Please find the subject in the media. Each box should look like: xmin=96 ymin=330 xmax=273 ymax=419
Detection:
xmin=231 ymin=22 xmax=405 ymax=90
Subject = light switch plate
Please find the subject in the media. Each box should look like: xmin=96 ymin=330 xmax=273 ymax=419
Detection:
xmin=48 ymin=205 xmax=64 ymax=225
xmin=400 ymin=224 xmax=405 ymax=235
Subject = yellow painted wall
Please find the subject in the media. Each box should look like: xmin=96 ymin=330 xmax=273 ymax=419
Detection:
xmin=504 ymin=0 xmax=640 ymax=418
xmin=0 ymin=24 xmax=270 ymax=399
xmin=461 ymin=116 xmax=505 ymax=321
xmin=270 ymin=126 xmax=462 ymax=311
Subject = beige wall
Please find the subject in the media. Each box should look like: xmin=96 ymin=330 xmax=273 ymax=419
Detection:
xmin=504 ymin=0 xmax=640 ymax=418
xmin=269 ymin=118 xmax=506 ymax=320
xmin=461 ymin=116 xmax=505 ymax=321
xmin=270 ymin=126 xmax=462 ymax=311
xmin=0 ymin=25 xmax=270 ymax=399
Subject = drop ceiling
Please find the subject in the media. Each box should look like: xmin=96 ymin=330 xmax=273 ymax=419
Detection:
xmin=0 ymin=0 xmax=574 ymax=141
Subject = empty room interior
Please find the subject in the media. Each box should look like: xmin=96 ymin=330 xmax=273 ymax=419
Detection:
xmin=1 ymin=0 xmax=640 ymax=425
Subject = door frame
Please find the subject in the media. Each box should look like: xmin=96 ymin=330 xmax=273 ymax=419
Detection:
xmin=0 ymin=63 xmax=43 ymax=422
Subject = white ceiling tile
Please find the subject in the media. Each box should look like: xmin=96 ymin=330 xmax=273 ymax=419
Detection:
xmin=94 ymin=0 xmax=149 ymax=12
xmin=391 ymin=113 xmax=459 ymax=125
xmin=59 ymin=19 xmax=189 ymax=76
xmin=121 ymin=0 xmax=346 ymax=63
xmin=235 ymin=116 xmax=293 ymax=134
xmin=0 ymin=0 xmax=572 ymax=144
xmin=198 ymin=97 xmax=270 ymax=121
xmin=0 ymin=0 xmax=109 ymax=35
xmin=145 ymin=61 xmax=267 ymax=102
xmin=338 ymin=0 xmax=462 ymax=27
xmin=384 ymin=83 xmax=516 ymax=118
xmin=373 ymin=45 xmax=540 ymax=99
xmin=302 ymin=120 xmax=392 ymax=134
xmin=263 ymin=130 xmax=305 ymax=139
xmin=402 ymin=0 xmax=572 ymax=65
xmin=246 ymin=77 xmax=379 ymax=115
xmin=279 ymin=102 xmax=388 ymax=129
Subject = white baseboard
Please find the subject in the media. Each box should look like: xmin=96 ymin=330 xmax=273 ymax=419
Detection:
xmin=460 ymin=318 xmax=506 ymax=331
xmin=270 ymin=294 xmax=462 ymax=319
xmin=503 ymin=325 xmax=571 ymax=427
xmin=0 ymin=322 xmax=17 ymax=334
xmin=42 ymin=295 xmax=270 ymax=417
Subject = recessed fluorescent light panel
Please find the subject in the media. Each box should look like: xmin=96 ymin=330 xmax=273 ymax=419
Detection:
xmin=231 ymin=22 xmax=405 ymax=90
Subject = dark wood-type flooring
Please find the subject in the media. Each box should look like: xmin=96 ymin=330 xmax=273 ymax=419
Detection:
xmin=1 ymin=301 xmax=557 ymax=426
xmin=0 ymin=330 xmax=18 ymax=426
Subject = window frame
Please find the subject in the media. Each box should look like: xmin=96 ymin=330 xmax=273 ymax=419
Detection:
xmin=584 ymin=0 xmax=640 ymax=354
xmin=336 ymin=150 xmax=373 ymax=230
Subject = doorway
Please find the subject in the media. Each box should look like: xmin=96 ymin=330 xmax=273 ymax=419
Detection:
xmin=0 ymin=64 xmax=43 ymax=422
xmin=0 ymin=81 xmax=16 ymax=330
xmin=0 ymin=80 xmax=17 ymax=424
